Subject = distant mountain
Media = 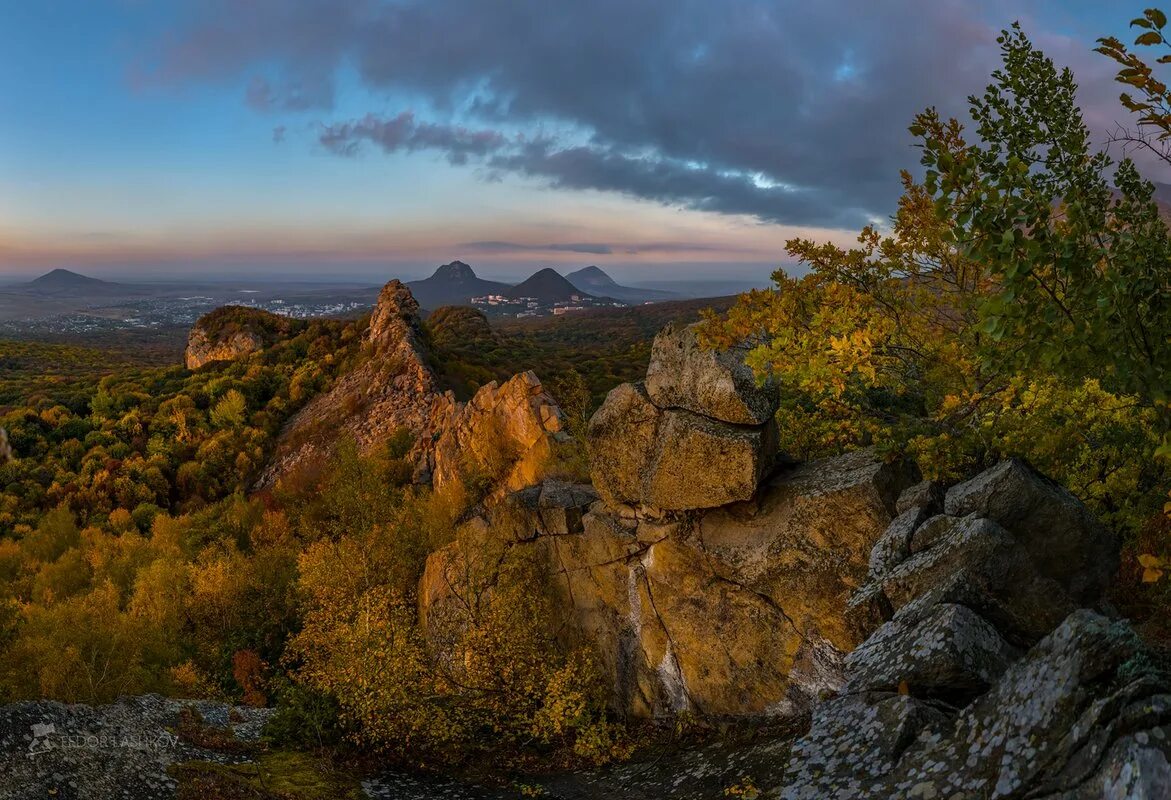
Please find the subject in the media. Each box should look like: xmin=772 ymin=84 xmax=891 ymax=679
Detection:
xmin=20 ymin=268 xmax=124 ymax=296
xmin=507 ymin=268 xmax=595 ymax=303
xmin=565 ymin=266 xmax=677 ymax=304
xmin=406 ymin=261 xmax=511 ymax=309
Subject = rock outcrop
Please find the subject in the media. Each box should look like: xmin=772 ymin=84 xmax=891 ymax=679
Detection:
xmin=644 ymin=321 xmax=779 ymax=425
xmin=256 ymin=280 xmax=442 ymax=487
xmin=420 ymin=448 xmax=917 ymax=720
xmin=776 ymin=459 xmax=1160 ymax=800
xmin=427 ymin=370 xmax=569 ymax=498
xmin=0 ymin=694 xmax=271 ymax=800
xmin=184 ymin=306 xmax=301 ymax=369
xmin=588 ymin=324 xmax=781 ymax=512
xmin=255 ymin=280 xmax=567 ymax=493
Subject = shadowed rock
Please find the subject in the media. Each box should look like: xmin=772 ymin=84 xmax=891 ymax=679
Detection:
xmin=944 ymin=458 xmax=1119 ymax=604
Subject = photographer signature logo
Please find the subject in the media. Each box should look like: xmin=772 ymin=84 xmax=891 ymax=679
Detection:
xmin=27 ymin=722 xmax=178 ymax=757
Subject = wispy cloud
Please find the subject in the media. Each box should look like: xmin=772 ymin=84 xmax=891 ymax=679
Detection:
xmin=461 ymin=240 xmax=613 ymax=254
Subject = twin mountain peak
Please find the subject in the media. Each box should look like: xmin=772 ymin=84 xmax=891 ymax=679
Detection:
xmin=407 ymin=261 xmax=674 ymax=307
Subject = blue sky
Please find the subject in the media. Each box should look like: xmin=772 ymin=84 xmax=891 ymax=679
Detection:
xmin=0 ymin=1 xmax=1158 ymax=282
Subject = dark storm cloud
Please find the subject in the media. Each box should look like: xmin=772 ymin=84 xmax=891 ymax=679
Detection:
xmin=145 ymin=0 xmax=1121 ymax=229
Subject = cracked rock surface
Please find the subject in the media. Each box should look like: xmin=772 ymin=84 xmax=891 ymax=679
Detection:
xmin=776 ymin=459 xmax=1170 ymax=799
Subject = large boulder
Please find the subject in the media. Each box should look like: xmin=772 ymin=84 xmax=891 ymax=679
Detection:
xmin=944 ymin=458 xmax=1119 ymax=604
xmin=588 ymin=323 xmax=784 ymax=513
xmin=644 ymin=322 xmax=779 ymax=425
xmin=843 ymin=602 xmax=1019 ymax=695
xmin=586 ymin=382 xmax=661 ymax=509
xmin=588 ymin=382 xmax=778 ymax=512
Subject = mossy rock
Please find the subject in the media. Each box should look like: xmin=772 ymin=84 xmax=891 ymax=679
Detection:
xmin=170 ymin=751 xmax=364 ymax=800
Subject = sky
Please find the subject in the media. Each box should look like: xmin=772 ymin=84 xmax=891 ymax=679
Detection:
xmin=0 ymin=0 xmax=1161 ymax=283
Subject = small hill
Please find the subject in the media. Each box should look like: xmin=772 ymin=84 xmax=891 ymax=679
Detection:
xmin=21 ymin=268 xmax=124 ymax=296
xmin=425 ymin=305 xmax=498 ymax=350
xmin=566 ymin=266 xmax=677 ymax=304
xmin=185 ymin=306 xmax=304 ymax=369
xmin=406 ymin=261 xmax=511 ymax=309
xmin=507 ymin=268 xmax=595 ymax=303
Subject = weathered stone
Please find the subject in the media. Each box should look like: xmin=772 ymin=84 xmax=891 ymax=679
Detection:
xmin=700 ymin=449 xmax=918 ymax=654
xmin=844 ymin=603 xmax=1019 ymax=695
xmin=587 ymin=382 xmax=660 ymax=509
xmin=430 ymin=370 xmax=568 ymax=498
xmin=642 ymin=409 xmax=777 ymax=511
xmin=881 ymin=514 xmax=1077 ymax=643
xmin=944 ymin=458 xmax=1119 ymax=603
xmin=644 ymin=322 xmax=779 ymax=425
xmin=844 ymin=581 xmax=893 ymax=642
xmin=490 ymin=480 xmax=598 ymax=540
xmin=868 ymin=505 xmax=931 ymax=581
xmin=907 ymin=513 xmax=957 ymax=554
xmin=896 ymin=479 xmax=945 ymax=515
xmin=0 ymin=694 xmax=272 ymax=800
xmin=588 ymin=382 xmax=778 ymax=512
xmin=780 ymin=693 xmax=950 ymax=800
xmin=779 ymin=611 xmax=1171 ymax=800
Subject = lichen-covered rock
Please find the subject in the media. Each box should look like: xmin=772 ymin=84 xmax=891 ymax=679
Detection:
xmin=586 ymin=382 xmax=661 ymax=509
xmin=782 ymin=693 xmax=951 ymax=799
xmin=780 ymin=610 xmax=1171 ymax=800
xmin=778 ymin=455 xmax=1154 ymax=800
xmin=844 ymin=603 xmax=1019 ymax=695
xmin=880 ymin=514 xmax=1077 ymax=642
xmin=0 ymin=694 xmax=271 ymax=800
xmin=944 ymin=458 xmax=1119 ymax=604
xmin=643 ymin=409 xmax=777 ymax=511
xmin=644 ymin=322 xmax=779 ymax=425
xmin=867 ymin=506 xmax=931 ymax=582
xmin=895 ymin=479 xmax=945 ymax=515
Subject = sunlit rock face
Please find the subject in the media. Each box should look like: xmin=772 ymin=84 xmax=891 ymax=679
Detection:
xmin=427 ymin=369 xmax=569 ymax=501
xmin=588 ymin=323 xmax=782 ymax=513
xmin=254 ymin=280 xmax=567 ymax=496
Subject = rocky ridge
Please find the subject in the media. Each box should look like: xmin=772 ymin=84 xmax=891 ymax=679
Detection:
xmin=255 ymin=280 xmax=567 ymax=493
xmin=423 ymin=322 xmax=919 ymax=719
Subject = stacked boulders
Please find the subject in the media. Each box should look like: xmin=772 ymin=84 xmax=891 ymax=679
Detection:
xmin=776 ymin=460 xmax=1171 ymax=799
xmin=588 ymin=322 xmax=780 ymax=512
xmin=415 ymin=323 xmax=922 ymax=720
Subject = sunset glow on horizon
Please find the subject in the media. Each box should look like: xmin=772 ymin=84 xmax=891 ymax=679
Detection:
xmin=0 ymin=0 xmax=1146 ymax=282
